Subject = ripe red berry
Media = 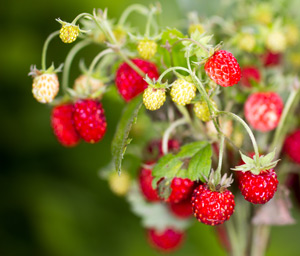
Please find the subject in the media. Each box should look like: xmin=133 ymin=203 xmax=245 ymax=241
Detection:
xmin=164 ymin=178 xmax=195 ymax=203
xmin=147 ymin=228 xmax=184 ymax=252
xmin=138 ymin=164 xmax=160 ymax=202
xmin=73 ymin=99 xmax=107 ymax=143
xmin=238 ymin=169 xmax=278 ymax=204
xmin=240 ymin=66 xmax=261 ymax=87
xmin=204 ymin=50 xmax=241 ymax=87
xmin=50 ymin=103 xmax=80 ymax=147
xmin=115 ymin=58 xmax=159 ymax=102
xmin=169 ymin=199 xmax=193 ymax=219
xmin=191 ymin=184 xmax=235 ymax=226
xmin=244 ymin=92 xmax=283 ymax=132
xmin=283 ymin=129 xmax=300 ymax=164
xmin=261 ymin=51 xmax=281 ymax=66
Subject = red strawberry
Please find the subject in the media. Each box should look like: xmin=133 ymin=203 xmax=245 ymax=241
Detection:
xmin=283 ymin=129 xmax=300 ymax=164
xmin=138 ymin=164 xmax=160 ymax=202
xmin=164 ymin=178 xmax=195 ymax=203
xmin=191 ymin=184 xmax=235 ymax=225
xmin=147 ymin=228 xmax=184 ymax=252
xmin=73 ymin=99 xmax=107 ymax=143
xmin=169 ymin=199 xmax=193 ymax=219
xmin=204 ymin=50 xmax=241 ymax=87
xmin=244 ymin=92 xmax=283 ymax=132
xmin=50 ymin=103 xmax=80 ymax=147
xmin=115 ymin=58 xmax=159 ymax=102
xmin=240 ymin=66 xmax=261 ymax=87
xmin=238 ymin=169 xmax=278 ymax=204
xmin=261 ymin=51 xmax=281 ymax=67
xmin=146 ymin=139 xmax=180 ymax=159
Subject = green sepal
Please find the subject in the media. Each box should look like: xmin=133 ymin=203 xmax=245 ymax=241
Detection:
xmin=232 ymin=149 xmax=280 ymax=175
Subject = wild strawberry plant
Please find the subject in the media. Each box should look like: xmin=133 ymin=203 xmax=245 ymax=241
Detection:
xmin=29 ymin=2 xmax=300 ymax=255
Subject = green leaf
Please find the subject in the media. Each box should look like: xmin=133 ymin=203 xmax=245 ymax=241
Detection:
xmin=151 ymin=141 xmax=210 ymax=187
xmin=111 ymin=95 xmax=143 ymax=174
xmin=156 ymin=28 xmax=187 ymax=69
xmin=151 ymin=154 xmax=183 ymax=188
xmin=187 ymin=144 xmax=212 ymax=182
xmin=176 ymin=141 xmax=209 ymax=158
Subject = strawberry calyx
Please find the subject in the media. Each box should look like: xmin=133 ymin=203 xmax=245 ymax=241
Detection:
xmin=232 ymin=149 xmax=280 ymax=175
xmin=204 ymin=170 xmax=234 ymax=193
xmin=29 ymin=64 xmax=63 ymax=77
xmin=144 ymin=75 xmax=168 ymax=90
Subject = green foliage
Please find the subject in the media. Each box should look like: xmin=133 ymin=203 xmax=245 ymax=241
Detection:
xmin=111 ymin=95 xmax=143 ymax=174
xmin=152 ymin=141 xmax=212 ymax=187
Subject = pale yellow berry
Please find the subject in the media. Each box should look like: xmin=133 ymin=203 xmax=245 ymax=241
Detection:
xmin=108 ymin=171 xmax=131 ymax=196
xmin=73 ymin=75 xmax=104 ymax=96
xmin=238 ymin=34 xmax=256 ymax=52
xmin=137 ymin=40 xmax=157 ymax=60
xmin=285 ymin=24 xmax=299 ymax=46
xmin=32 ymin=74 xmax=59 ymax=103
xmin=266 ymin=31 xmax=287 ymax=53
xmin=194 ymin=100 xmax=217 ymax=122
xmin=59 ymin=24 xmax=79 ymax=43
xmin=289 ymin=52 xmax=300 ymax=67
xmin=113 ymin=26 xmax=127 ymax=44
xmin=143 ymin=87 xmax=166 ymax=111
xmin=252 ymin=3 xmax=273 ymax=25
xmin=188 ymin=24 xmax=205 ymax=35
xmin=170 ymin=79 xmax=197 ymax=105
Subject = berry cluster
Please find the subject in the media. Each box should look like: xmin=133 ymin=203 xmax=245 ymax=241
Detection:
xmin=30 ymin=2 xmax=300 ymax=254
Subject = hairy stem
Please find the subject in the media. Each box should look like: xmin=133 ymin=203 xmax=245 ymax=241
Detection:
xmin=62 ymin=40 xmax=91 ymax=92
xmin=271 ymin=83 xmax=300 ymax=154
xmin=217 ymin=111 xmax=260 ymax=164
xmin=162 ymin=118 xmax=186 ymax=155
xmin=41 ymin=30 xmax=60 ymax=70
xmin=118 ymin=4 xmax=149 ymax=26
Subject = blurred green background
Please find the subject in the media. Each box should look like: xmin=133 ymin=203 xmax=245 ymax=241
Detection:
xmin=1 ymin=0 xmax=300 ymax=255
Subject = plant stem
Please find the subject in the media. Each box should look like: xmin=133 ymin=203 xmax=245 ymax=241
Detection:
xmin=41 ymin=30 xmax=60 ymax=70
xmin=157 ymin=66 xmax=190 ymax=84
xmin=225 ymin=219 xmax=241 ymax=256
xmin=217 ymin=111 xmax=260 ymax=165
xmin=118 ymin=4 xmax=149 ymax=26
xmin=145 ymin=7 xmax=155 ymax=38
xmin=250 ymin=225 xmax=270 ymax=256
xmin=62 ymin=40 xmax=91 ymax=93
xmin=71 ymin=12 xmax=92 ymax=24
xmin=117 ymin=50 xmax=145 ymax=77
xmin=270 ymin=86 xmax=300 ymax=154
xmin=215 ymin=135 xmax=225 ymax=183
xmin=162 ymin=118 xmax=186 ymax=155
xmin=87 ymin=48 xmax=113 ymax=77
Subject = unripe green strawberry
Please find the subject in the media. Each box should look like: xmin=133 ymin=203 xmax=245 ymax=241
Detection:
xmin=138 ymin=39 xmax=157 ymax=60
xmin=194 ymin=100 xmax=217 ymax=122
xmin=188 ymin=24 xmax=204 ymax=35
xmin=32 ymin=73 xmax=59 ymax=103
xmin=59 ymin=23 xmax=79 ymax=43
xmin=238 ymin=33 xmax=256 ymax=52
xmin=143 ymin=87 xmax=166 ymax=111
xmin=170 ymin=79 xmax=196 ymax=105
xmin=285 ymin=24 xmax=299 ymax=46
xmin=108 ymin=171 xmax=131 ymax=196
